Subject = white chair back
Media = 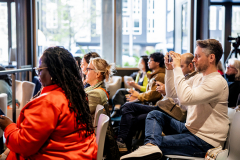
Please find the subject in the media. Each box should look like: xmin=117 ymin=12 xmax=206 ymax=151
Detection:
xmin=124 ymin=76 xmax=134 ymax=88
xmin=96 ymin=114 xmax=109 ymax=160
xmin=93 ymin=104 xmax=104 ymax=133
xmin=20 ymin=81 xmax=35 ymax=109
xmin=0 ymin=93 xmax=7 ymax=137
xmin=7 ymin=80 xmax=35 ymax=120
xmin=15 ymin=80 xmax=23 ymax=106
xmin=227 ymin=111 xmax=240 ymax=160
xmin=106 ymin=76 xmax=122 ymax=99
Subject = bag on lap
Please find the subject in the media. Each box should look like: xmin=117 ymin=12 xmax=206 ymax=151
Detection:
xmin=156 ymin=97 xmax=187 ymax=122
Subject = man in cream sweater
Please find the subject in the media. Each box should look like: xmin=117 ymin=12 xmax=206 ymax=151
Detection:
xmin=120 ymin=39 xmax=229 ymax=160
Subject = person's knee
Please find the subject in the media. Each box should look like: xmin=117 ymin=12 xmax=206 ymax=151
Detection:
xmin=121 ymin=102 xmax=134 ymax=114
xmin=147 ymin=110 xmax=164 ymax=119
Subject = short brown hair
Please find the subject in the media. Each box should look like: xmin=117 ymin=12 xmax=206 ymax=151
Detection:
xmin=83 ymin=52 xmax=100 ymax=64
xmin=196 ymin=39 xmax=223 ymax=65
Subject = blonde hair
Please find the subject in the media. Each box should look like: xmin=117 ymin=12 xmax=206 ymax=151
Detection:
xmin=227 ymin=58 xmax=240 ymax=80
xmin=90 ymin=57 xmax=115 ymax=82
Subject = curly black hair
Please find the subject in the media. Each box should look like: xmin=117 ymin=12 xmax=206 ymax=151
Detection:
xmin=41 ymin=46 xmax=94 ymax=136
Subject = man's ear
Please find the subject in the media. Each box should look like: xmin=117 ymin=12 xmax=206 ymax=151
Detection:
xmin=188 ymin=62 xmax=193 ymax=70
xmin=209 ymin=54 xmax=216 ymax=64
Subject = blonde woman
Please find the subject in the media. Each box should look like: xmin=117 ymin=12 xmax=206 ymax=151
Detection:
xmin=224 ymin=58 xmax=240 ymax=107
xmin=84 ymin=57 xmax=114 ymax=114
xmin=84 ymin=57 xmax=120 ymax=159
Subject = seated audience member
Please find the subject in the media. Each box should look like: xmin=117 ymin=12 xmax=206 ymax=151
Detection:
xmin=217 ymin=61 xmax=224 ymax=75
xmin=126 ymin=52 xmax=165 ymax=104
xmin=0 ymin=47 xmax=97 ymax=160
xmin=84 ymin=57 xmax=120 ymax=160
xmin=0 ymin=66 xmax=19 ymax=107
xmin=224 ymin=58 xmax=240 ymax=107
xmin=121 ymin=39 xmax=229 ymax=160
xmin=117 ymin=53 xmax=197 ymax=152
xmin=84 ymin=57 xmax=114 ymax=115
xmin=80 ymin=52 xmax=100 ymax=88
xmin=111 ymin=55 xmax=151 ymax=117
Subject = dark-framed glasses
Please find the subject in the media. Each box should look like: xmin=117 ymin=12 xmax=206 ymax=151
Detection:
xmin=33 ymin=67 xmax=48 ymax=76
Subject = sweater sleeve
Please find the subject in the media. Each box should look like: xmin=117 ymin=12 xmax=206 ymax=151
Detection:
xmin=173 ymin=67 xmax=227 ymax=106
xmin=139 ymin=74 xmax=148 ymax=92
xmin=165 ymin=69 xmax=178 ymax=98
xmin=138 ymin=73 xmax=164 ymax=103
xmin=4 ymin=99 xmax=60 ymax=157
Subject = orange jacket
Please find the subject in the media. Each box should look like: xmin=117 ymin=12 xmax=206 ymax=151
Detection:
xmin=5 ymin=84 xmax=97 ymax=160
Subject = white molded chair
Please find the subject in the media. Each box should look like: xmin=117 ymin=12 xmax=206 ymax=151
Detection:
xmin=93 ymin=104 xmax=104 ymax=133
xmin=166 ymin=108 xmax=237 ymax=160
xmin=7 ymin=80 xmax=35 ymax=120
xmin=96 ymin=114 xmax=109 ymax=160
xmin=124 ymin=76 xmax=134 ymax=88
xmin=0 ymin=93 xmax=7 ymax=137
xmin=106 ymin=76 xmax=122 ymax=99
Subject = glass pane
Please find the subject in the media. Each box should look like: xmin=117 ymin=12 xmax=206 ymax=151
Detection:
xmin=121 ymin=0 xmax=174 ymax=67
xmin=209 ymin=6 xmax=225 ymax=46
xmin=231 ymin=6 xmax=240 ymax=59
xmin=232 ymin=6 xmax=240 ymax=37
xmin=181 ymin=2 xmax=188 ymax=54
xmin=38 ymin=0 xmax=102 ymax=62
xmin=11 ymin=2 xmax=16 ymax=49
xmin=0 ymin=2 xmax=8 ymax=63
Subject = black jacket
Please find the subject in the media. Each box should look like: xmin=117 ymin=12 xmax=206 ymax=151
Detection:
xmin=223 ymin=74 xmax=240 ymax=107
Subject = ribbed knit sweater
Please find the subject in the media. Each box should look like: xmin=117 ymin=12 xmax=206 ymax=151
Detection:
xmin=166 ymin=67 xmax=229 ymax=147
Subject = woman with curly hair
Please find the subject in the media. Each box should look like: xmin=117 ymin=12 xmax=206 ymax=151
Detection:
xmin=0 ymin=47 xmax=97 ymax=160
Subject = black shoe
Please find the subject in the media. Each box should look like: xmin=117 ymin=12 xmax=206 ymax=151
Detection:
xmin=117 ymin=138 xmax=128 ymax=152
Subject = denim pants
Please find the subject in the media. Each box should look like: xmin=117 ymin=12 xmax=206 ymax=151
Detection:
xmin=145 ymin=110 xmax=214 ymax=158
xmin=118 ymin=102 xmax=160 ymax=150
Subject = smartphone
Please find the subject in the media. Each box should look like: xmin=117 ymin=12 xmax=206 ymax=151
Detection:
xmin=0 ymin=109 xmax=5 ymax=116
xmin=168 ymin=54 xmax=173 ymax=63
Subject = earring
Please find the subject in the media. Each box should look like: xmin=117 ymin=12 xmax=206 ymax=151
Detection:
xmin=51 ymin=77 xmax=53 ymax=81
xmin=97 ymin=79 xmax=98 ymax=82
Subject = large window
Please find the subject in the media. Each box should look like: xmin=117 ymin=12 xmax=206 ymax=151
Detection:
xmin=0 ymin=1 xmax=16 ymax=66
xmin=37 ymin=0 xmax=174 ymax=67
xmin=0 ymin=2 xmax=8 ymax=63
xmin=37 ymin=0 xmax=102 ymax=62
xmin=209 ymin=5 xmax=225 ymax=46
xmin=121 ymin=0 xmax=174 ymax=67
xmin=232 ymin=6 xmax=240 ymax=37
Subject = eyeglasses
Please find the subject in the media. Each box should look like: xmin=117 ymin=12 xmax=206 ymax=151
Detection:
xmin=86 ymin=68 xmax=96 ymax=72
xmin=148 ymin=59 xmax=154 ymax=63
xmin=227 ymin=65 xmax=237 ymax=70
xmin=33 ymin=67 xmax=48 ymax=76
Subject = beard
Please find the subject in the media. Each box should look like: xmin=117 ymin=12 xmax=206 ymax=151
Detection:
xmin=195 ymin=62 xmax=209 ymax=73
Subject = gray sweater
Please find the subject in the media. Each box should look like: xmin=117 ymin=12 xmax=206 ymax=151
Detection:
xmin=166 ymin=67 xmax=229 ymax=147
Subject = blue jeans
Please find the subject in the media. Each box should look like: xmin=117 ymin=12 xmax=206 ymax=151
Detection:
xmin=145 ymin=110 xmax=214 ymax=158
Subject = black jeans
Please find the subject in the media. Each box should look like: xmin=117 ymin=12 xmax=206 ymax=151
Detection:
xmin=118 ymin=102 xmax=160 ymax=150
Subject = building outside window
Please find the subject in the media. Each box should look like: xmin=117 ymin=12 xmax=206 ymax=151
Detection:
xmin=37 ymin=0 xmax=174 ymax=68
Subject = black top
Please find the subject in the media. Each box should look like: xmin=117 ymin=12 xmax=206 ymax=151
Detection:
xmin=223 ymin=74 xmax=240 ymax=107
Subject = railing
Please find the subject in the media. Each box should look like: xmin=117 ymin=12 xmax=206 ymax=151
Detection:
xmin=0 ymin=68 xmax=33 ymax=122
